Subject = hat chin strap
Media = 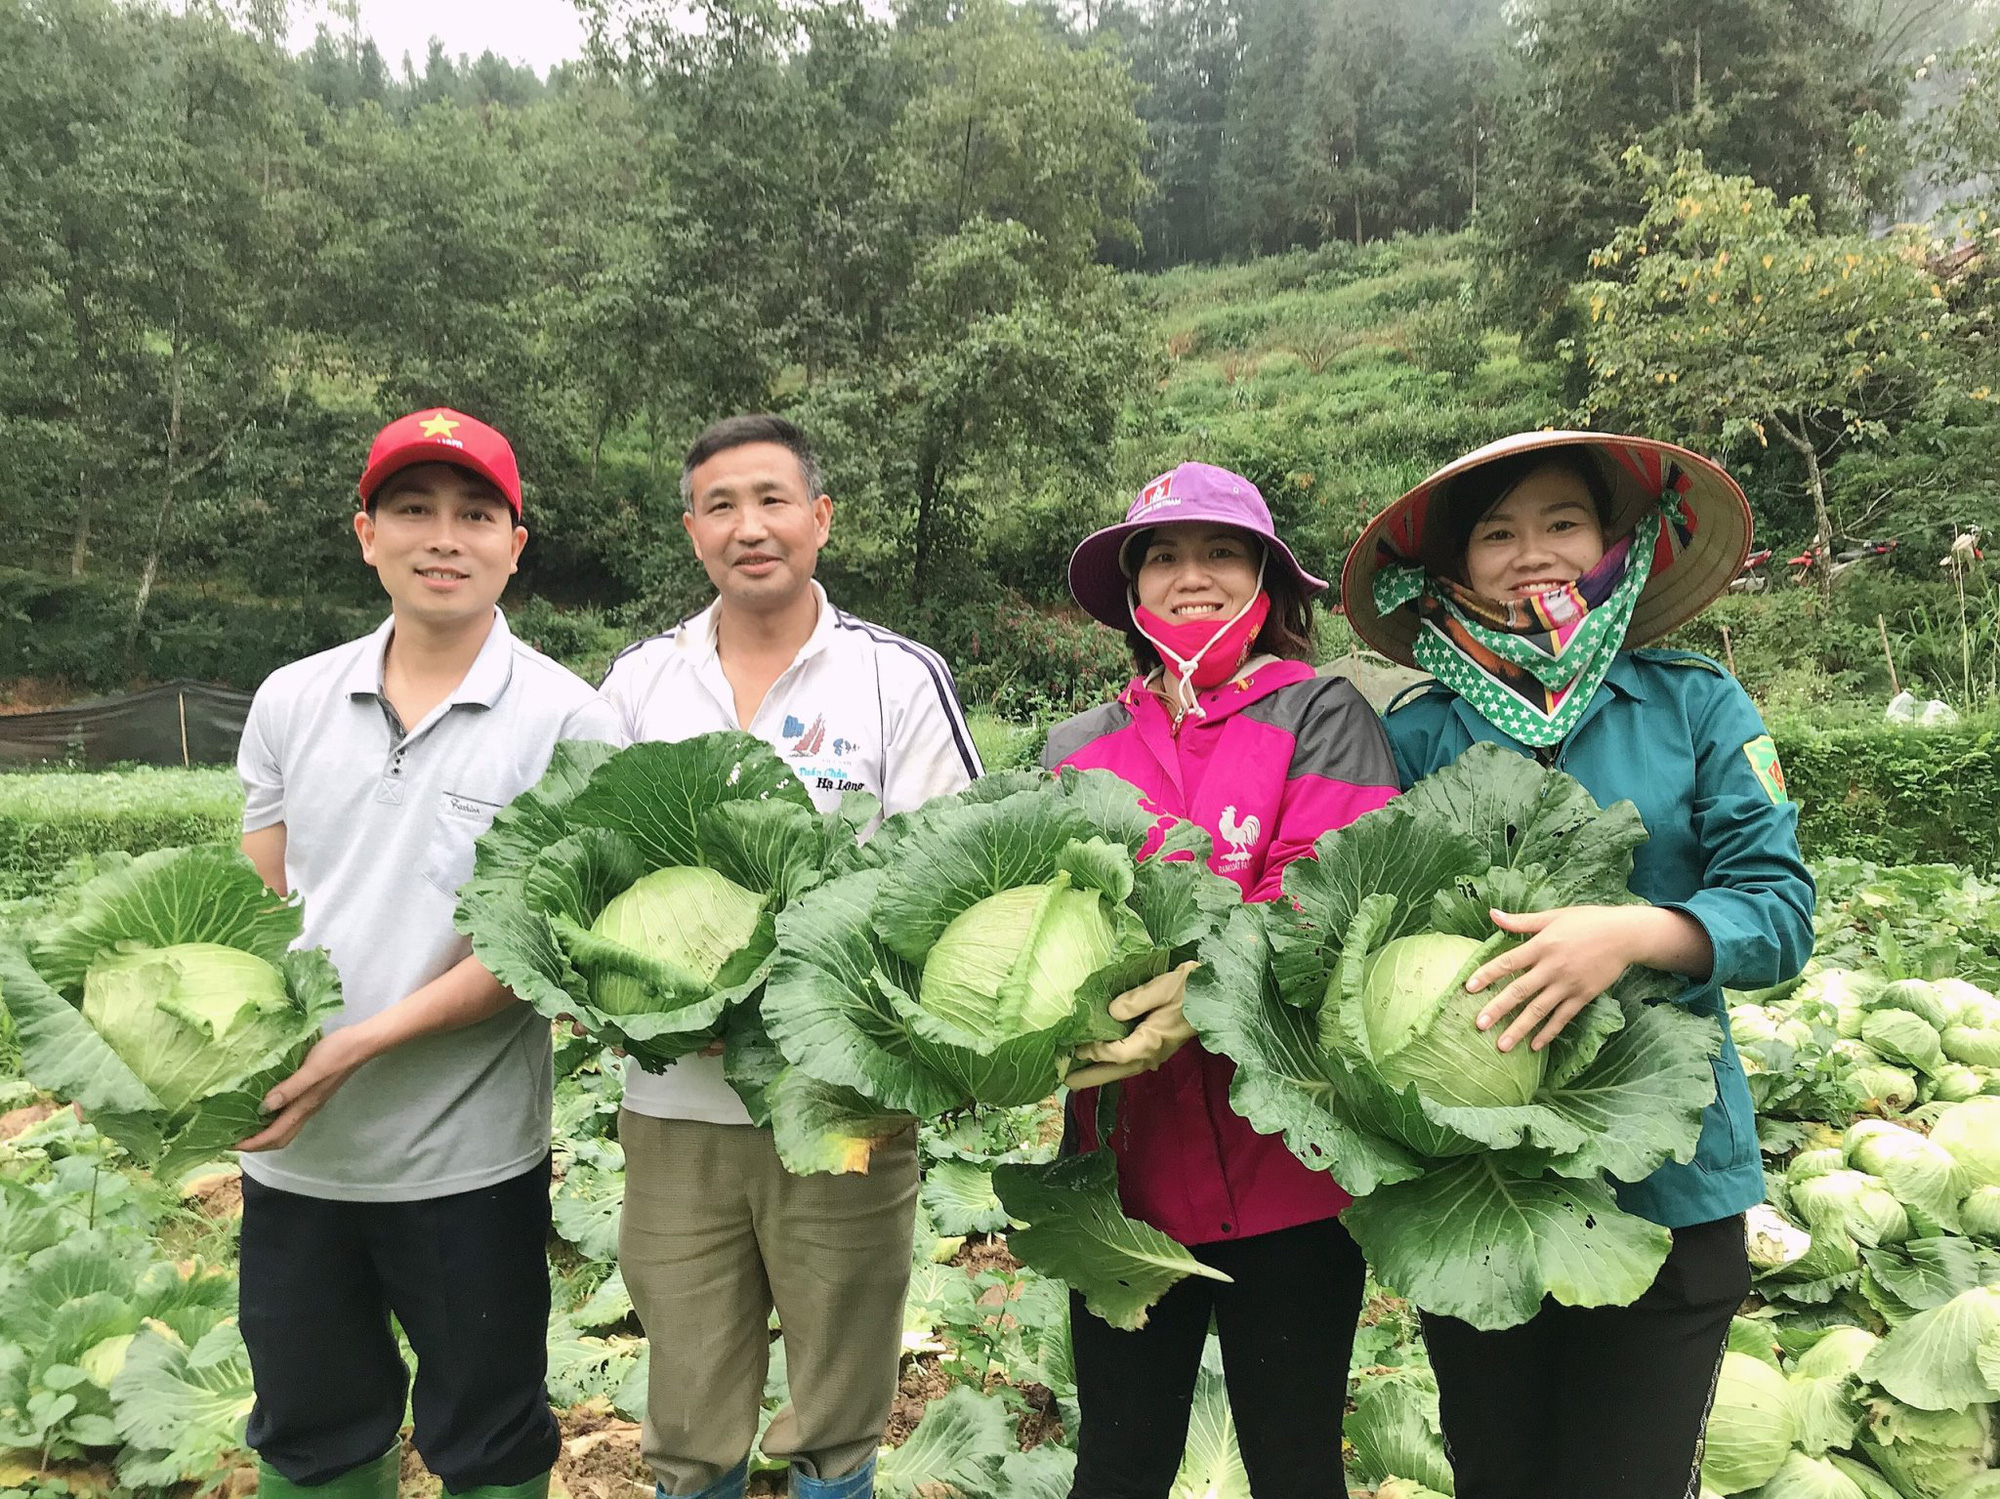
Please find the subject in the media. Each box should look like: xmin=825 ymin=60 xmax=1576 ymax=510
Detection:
xmin=1128 ymin=556 xmax=1268 ymax=721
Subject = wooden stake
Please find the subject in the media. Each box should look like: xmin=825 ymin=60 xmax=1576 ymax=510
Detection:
xmin=177 ymin=690 xmax=190 ymax=768
xmin=1878 ymin=614 xmax=1901 ymax=697
xmin=1719 ymin=625 xmax=1737 ymax=677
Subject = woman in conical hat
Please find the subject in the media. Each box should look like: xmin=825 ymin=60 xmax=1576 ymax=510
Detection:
xmin=1342 ymin=432 xmax=1815 ymax=1499
xmin=1048 ymin=460 xmax=1402 ymax=1497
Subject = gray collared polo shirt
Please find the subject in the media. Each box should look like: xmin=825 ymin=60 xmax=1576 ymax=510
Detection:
xmin=236 ymin=608 xmax=624 ymax=1201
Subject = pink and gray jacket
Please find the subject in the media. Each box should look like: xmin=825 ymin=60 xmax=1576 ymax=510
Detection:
xmin=1042 ymin=659 xmax=1400 ymax=1245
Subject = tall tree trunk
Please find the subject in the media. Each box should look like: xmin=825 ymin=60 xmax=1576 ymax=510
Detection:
xmin=954 ymin=112 xmax=978 ymax=231
xmin=1772 ymin=414 xmax=1835 ymax=603
xmin=128 ymin=294 xmax=187 ymax=657
xmin=911 ymin=441 xmax=946 ymax=604
xmin=1351 ymin=115 xmax=1363 ymax=248
xmin=70 ymin=473 xmax=92 ymax=577
xmin=63 ymin=229 xmax=99 ymax=577
xmin=1469 ymin=108 xmax=1479 ymax=217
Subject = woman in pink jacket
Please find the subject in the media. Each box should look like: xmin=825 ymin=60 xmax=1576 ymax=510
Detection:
xmin=1043 ymin=462 xmax=1401 ymax=1499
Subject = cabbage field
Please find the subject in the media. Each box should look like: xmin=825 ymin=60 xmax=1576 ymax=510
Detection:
xmin=3 ymin=759 xmax=2000 ymax=1499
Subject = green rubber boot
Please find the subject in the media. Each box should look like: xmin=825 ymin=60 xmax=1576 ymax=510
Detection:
xmin=256 ymin=1445 xmax=401 ymax=1499
xmin=448 ymin=1472 xmax=554 ymax=1499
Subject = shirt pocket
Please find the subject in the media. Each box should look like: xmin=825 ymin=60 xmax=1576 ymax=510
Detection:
xmin=421 ymin=789 xmax=505 ymax=899
xmin=1692 ymin=1056 xmax=1756 ymax=1177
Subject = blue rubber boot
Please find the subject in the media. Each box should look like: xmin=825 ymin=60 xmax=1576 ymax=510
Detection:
xmin=788 ymin=1455 xmax=875 ymax=1499
xmin=659 ymin=1458 xmax=748 ymax=1499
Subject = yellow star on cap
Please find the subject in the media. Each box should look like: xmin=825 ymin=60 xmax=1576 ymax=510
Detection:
xmin=419 ymin=413 xmax=460 ymax=438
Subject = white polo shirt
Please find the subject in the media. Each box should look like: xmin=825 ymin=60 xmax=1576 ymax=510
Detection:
xmin=236 ymin=608 xmax=625 ymax=1201
xmin=599 ymin=582 xmax=981 ymax=1123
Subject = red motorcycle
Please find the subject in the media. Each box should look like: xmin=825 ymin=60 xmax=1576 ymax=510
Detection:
xmin=1729 ymin=548 xmax=1774 ymax=594
xmin=1787 ymin=538 xmax=1898 ymax=586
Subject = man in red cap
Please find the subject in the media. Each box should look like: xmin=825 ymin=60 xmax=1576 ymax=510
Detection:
xmin=230 ymin=408 xmax=623 ymax=1499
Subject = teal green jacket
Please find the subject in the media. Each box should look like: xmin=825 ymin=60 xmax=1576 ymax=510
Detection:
xmin=1382 ymin=648 xmax=1816 ymax=1229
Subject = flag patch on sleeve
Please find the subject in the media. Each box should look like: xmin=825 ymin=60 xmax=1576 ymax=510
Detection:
xmin=1744 ymin=735 xmax=1789 ymax=803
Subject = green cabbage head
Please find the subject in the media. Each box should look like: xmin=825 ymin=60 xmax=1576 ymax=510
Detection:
xmin=1933 ymin=1066 xmax=1989 ymax=1103
xmin=82 ymin=943 xmax=296 ymax=1114
xmin=1932 ymin=1097 xmax=2000 ymax=1191
xmin=1360 ymin=933 xmax=1545 ymax=1109
xmin=761 ymin=768 xmax=1246 ymax=1332
xmin=1703 ymin=1351 xmax=1802 ymax=1494
xmin=1847 ymin=1064 xmax=1920 ymax=1114
xmin=1843 ymin=1120 xmax=1965 ymax=1228
xmin=1862 ymin=1007 xmax=1945 ymax=1077
xmin=1962 ymin=1185 xmax=2000 ymax=1238
xmin=1789 ymin=1169 xmax=1912 ymax=1248
xmin=1182 ymin=744 xmax=1728 ymax=1334
xmin=1857 ymin=1399 xmax=1994 ymax=1499
xmin=920 ymin=877 xmax=1118 ymax=1041
xmin=589 ymin=866 xmax=769 ymax=1016
xmin=1944 ymin=1026 xmax=2000 ymax=1068
xmin=762 ymin=767 xmax=1237 ymax=1153
xmin=1794 ymin=1326 xmax=1879 ymax=1381
xmin=456 ymin=734 xmax=844 ymax=1078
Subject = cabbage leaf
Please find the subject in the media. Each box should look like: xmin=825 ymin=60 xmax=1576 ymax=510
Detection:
xmin=0 ymin=846 xmax=341 ymax=1174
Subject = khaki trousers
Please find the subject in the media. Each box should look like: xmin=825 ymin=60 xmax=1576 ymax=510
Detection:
xmin=617 ymin=1112 xmax=918 ymax=1494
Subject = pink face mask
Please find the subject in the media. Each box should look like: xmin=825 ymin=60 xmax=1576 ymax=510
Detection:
xmin=1131 ymin=584 xmax=1272 ymax=710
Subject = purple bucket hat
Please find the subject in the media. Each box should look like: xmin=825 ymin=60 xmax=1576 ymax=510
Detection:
xmin=1067 ymin=462 xmax=1328 ymax=630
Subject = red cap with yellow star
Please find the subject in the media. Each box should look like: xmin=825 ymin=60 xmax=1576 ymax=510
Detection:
xmin=357 ymin=407 xmax=523 ymax=518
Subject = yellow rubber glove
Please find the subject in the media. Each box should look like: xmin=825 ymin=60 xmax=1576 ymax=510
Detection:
xmin=1065 ymin=961 xmax=1200 ymax=1090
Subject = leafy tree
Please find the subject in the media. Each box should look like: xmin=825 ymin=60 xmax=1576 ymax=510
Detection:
xmin=1574 ymin=152 xmax=1980 ymax=596
xmin=119 ymin=6 xmax=312 ymax=645
xmin=1484 ymin=0 xmax=1897 ymax=333
xmin=889 ymin=0 xmax=1146 ymax=267
xmin=1217 ymin=0 xmax=1501 ymax=255
xmin=0 ymin=0 xmax=157 ymax=576
xmin=800 ymin=222 xmax=1150 ymax=603
xmin=1101 ymin=0 xmax=1241 ymax=267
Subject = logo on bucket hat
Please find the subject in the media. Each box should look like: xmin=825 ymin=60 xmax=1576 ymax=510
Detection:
xmin=1130 ymin=472 xmax=1182 ymax=519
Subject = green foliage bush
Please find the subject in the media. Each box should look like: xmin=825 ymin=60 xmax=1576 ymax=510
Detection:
xmin=1774 ymin=718 xmax=2000 ymax=870
xmin=505 ymin=599 xmax=627 ymax=686
xmin=1 ymin=569 xmax=373 ymax=694
xmin=3 ymin=571 xmax=629 ymax=695
xmin=941 ymin=702 xmax=2000 ymax=872
xmin=1667 ymin=571 xmax=2000 ymax=722
xmin=917 ymin=593 xmax=1132 ymax=722
xmin=0 ymin=768 xmax=242 ymax=901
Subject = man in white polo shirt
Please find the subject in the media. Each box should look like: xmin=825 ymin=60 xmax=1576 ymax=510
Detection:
xmin=232 ymin=409 xmax=623 ymax=1499
xmin=600 ymin=414 xmax=980 ymax=1499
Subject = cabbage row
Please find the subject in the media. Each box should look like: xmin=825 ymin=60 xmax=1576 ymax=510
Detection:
xmin=1698 ymin=958 xmax=2000 ymax=1496
xmin=0 ymin=736 xmax=1858 ymax=1362
xmin=447 ymin=736 xmax=1738 ymax=1333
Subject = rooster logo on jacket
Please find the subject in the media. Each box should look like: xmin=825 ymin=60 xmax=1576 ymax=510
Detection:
xmin=1217 ymin=805 xmax=1261 ymax=867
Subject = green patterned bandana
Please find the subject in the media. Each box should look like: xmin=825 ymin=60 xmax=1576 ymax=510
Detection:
xmin=1373 ymin=511 xmax=1662 ymax=746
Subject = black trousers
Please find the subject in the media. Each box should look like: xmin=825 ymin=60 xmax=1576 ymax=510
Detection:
xmin=1420 ymin=1213 xmax=1750 ymax=1499
xmin=1068 ymin=1216 xmax=1367 ymax=1499
xmin=239 ymin=1157 xmax=561 ymax=1492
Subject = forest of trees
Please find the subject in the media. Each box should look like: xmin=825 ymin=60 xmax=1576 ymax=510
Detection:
xmin=0 ymin=0 xmax=1995 ymax=706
